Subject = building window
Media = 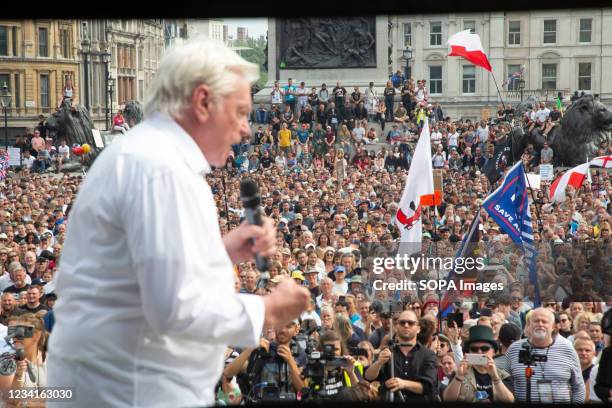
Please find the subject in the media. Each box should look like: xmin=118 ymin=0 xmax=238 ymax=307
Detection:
xmin=579 ymin=18 xmax=592 ymax=43
xmin=543 ymin=20 xmax=556 ymax=44
xmin=0 ymin=74 xmax=9 ymax=107
xmin=464 ymin=20 xmax=476 ymax=34
xmin=541 ymin=63 xmax=557 ymax=90
xmin=430 ymin=22 xmax=442 ymax=46
xmin=40 ymin=74 xmax=50 ymax=108
xmin=139 ymin=79 xmax=144 ymax=101
xmin=60 ymin=28 xmax=70 ymax=58
xmin=138 ymin=49 xmax=143 ymax=70
xmin=429 ymin=66 xmax=442 ymax=94
xmin=403 ymin=23 xmax=411 ymax=47
xmin=38 ymin=27 xmax=49 ymax=57
xmin=507 ymin=64 xmax=522 ymax=91
xmin=462 ymin=65 xmax=476 ymax=94
xmin=578 ymin=62 xmax=591 ymax=90
xmin=0 ymin=26 xmax=8 ymax=56
xmin=508 ymin=21 xmax=521 ymax=45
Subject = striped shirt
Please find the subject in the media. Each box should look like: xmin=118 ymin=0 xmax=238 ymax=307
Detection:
xmin=504 ymin=338 xmax=585 ymax=403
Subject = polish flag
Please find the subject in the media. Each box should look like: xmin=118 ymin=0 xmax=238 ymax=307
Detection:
xmin=549 ymin=163 xmax=590 ymax=203
xmin=589 ymin=155 xmax=612 ymax=168
xmin=447 ymin=30 xmax=492 ymax=72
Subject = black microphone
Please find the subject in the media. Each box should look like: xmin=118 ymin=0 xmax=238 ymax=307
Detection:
xmin=240 ymin=179 xmax=269 ymax=272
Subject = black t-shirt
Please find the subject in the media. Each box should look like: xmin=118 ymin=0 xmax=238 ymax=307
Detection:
xmin=550 ymin=110 xmax=561 ymax=121
xmin=18 ymin=303 xmax=49 ymax=314
xmin=309 ymin=285 xmax=320 ymax=298
xmin=473 ymin=370 xmax=494 ymax=402
xmin=261 ymin=156 xmax=273 ymax=168
xmin=384 ymin=87 xmax=395 ymax=99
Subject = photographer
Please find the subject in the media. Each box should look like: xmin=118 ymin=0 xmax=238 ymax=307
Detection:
xmin=230 ymin=319 xmax=306 ymax=401
xmin=505 ymin=308 xmax=585 ymax=403
xmin=0 ymin=313 xmax=48 ymax=406
xmin=443 ymin=326 xmax=514 ymax=402
xmin=364 ymin=310 xmax=438 ymax=401
xmin=306 ymin=330 xmax=363 ymax=399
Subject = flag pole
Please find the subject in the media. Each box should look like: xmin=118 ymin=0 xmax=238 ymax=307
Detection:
xmin=521 ymin=162 xmax=544 ymax=234
xmin=490 ymin=71 xmax=506 ymax=112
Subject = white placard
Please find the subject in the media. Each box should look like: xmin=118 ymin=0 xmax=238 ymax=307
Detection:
xmin=540 ymin=164 xmax=554 ymax=181
xmin=25 ymin=101 xmax=36 ymax=108
xmin=527 ymin=173 xmax=541 ymax=189
xmin=91 ymin=129 xmax=104 ymax=148
xmin=7 ymin=147 xmax=21 ymax=166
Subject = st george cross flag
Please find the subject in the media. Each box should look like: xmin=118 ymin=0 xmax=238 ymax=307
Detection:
xmin=589 ymin=155 xmax=612 ymax=168
xmin=549 ymin=162 xmax=590 ymax=204
xmin=447 ymin=30 xmax=492 ymax=72
xmin=395 ymin=118 xmax=434 ymax=252
xmin=483 ymin=162 xmax=541 ymax=306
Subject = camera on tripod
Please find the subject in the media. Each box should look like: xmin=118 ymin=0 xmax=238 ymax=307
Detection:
xmin=518 ymin=342 xmax=548 ymax=365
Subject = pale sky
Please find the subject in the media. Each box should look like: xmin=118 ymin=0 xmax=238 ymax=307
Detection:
xmin=222 ymin=18 xmax=268 ymax=39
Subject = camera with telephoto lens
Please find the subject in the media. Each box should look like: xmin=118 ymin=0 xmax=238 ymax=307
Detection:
xmin=7 ymin=325 xmax=35 ymax=341
xmin=302 ymin=343 xmax=350 ymax=400
xmin=518 ymin=342 xmax=547 ymax=365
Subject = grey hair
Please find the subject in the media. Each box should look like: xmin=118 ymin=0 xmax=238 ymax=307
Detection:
xmin=144 ymin=39 xmax=259 ymax=118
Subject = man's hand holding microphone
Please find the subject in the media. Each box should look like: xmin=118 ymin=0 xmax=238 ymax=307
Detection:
xmin=223 ymin=179 xmax=310 ymax=329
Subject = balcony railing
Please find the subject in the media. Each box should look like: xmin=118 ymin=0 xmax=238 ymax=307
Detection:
xmin=502 ymin=88 xmax=571 ymax=102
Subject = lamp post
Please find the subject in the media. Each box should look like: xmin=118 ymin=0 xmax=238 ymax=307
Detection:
xmin=402 ymin=48 xmax=413 ymax=80
xmin=101 ymin=50 xmax=111 ymax=130
xmin=0 ymin=82 xmax=12 ymax=150
xmin=518 ymin=78 xmax=526 ymax=103
xmin=81 ymin=31 xmax=91 ymax=112
xmin=108 ymin=75 xmax=115 ymax=127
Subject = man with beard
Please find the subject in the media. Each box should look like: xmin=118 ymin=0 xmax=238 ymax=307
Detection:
xmin=505 ymin=308 xmax=584 ymax=403
xmin=0 ymin=292 xmax=16 ymax=326
xmin=364 ymin=309 xmax=438 ymax=401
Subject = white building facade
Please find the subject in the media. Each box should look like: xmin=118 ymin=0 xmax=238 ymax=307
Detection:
xmin=389 ymin=9 xmax=612 ymax=119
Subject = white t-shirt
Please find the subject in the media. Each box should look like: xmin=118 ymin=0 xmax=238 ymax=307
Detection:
xmin=448 ymin=132 xmax=459 ymax=147
xmin=353 ymin=127 xmax=365 ymax=142
xmin=22 ymin=156 xmax=35 ymax=169
xmin=271 ymin=89 xmax=283 ymax=104
xmin=58 ymin=145 xmax=70 ymax=160
xmin=535 ymin=108 xmax=550 ymax=123
xmin=332 ymin=280 xmax=348 ymax=295
xmin=430 ymin=130 xmax=442 ymax=145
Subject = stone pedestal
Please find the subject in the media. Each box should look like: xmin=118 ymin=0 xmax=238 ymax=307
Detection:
xmin=255 ymin=16 xmax=390 ymax=105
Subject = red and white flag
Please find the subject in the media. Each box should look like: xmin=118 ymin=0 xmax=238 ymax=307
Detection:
xmin=549 ymin=162 xmax=590 ymax=203
xmin=396 ymin=119 xmax=434 ymax=249
xmin=589 ymin=155 xmax=612 ymax=168
xmin=447 ymin=30 xmax=492 ymax=72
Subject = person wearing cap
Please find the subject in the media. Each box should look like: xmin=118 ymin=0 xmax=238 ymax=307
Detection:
xmin=226 ymin=319 xmax=307 ymax=401
xmin=349 ymin=275 xmax=364 ymax=295
xmin=17 ymin=284 xmax=49 ymax=315
xmin=332 ymin=266 xmax=349 ymax=296
xmin=303 ymin=268 xmax=320 ymax=298
xmin=291 ymin=270 xmax=305 ymax=285
xmin=443 ymin=325 xmax=514 ymax=402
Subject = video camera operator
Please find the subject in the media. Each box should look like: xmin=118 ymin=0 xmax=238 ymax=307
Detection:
xmin=364 ymin=309 xmax=438 ymax=401
xmin=303 ymin=330 xmax=363 ymax=399
xmin=505 ymin=308 xmax=585 ymax=403
xmin=225 ymin=319 xmax=306 ymax=402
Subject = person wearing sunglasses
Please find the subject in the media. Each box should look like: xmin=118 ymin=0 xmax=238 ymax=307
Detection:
xmin=364 ymin=310 xmax=438 ymax=401
xmin=443 ymin=325 xmax=514 ymax=403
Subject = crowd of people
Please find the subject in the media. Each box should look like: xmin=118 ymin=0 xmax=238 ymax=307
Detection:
xmin=206 ymin=77 xmax=612 ymax=403
xmin=0 ymin=74 xmax=609 ymax=405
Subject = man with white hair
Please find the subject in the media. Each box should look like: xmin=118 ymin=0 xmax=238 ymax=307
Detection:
xmin=505 ymin=308 xmax=585 ymax=403
xmin=47 ymin=40 xmax=310 ymax=407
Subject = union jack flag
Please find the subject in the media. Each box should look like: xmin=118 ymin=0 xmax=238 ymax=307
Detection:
xmin=0 ymin=150 xmax=9 ymax=180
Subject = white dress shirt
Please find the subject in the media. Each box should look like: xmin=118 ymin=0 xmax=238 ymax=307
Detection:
xmin=47 ymin=113 xmax=265 ymax=407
